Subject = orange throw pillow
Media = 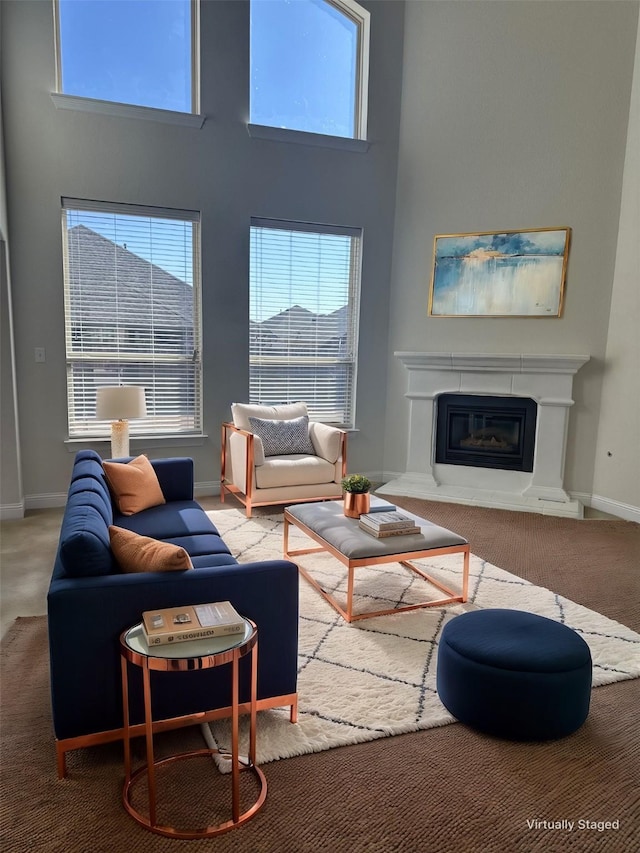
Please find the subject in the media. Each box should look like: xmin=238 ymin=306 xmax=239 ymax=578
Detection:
xmin=109 ymin=526 xmax=193 ymax=573
xmin=102 ymin=454 xmax=166 ymax=516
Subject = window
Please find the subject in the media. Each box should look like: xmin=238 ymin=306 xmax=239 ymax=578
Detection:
xmin=54 ymin=0 xmax=198 ymax=114
xmin=62 ymin=200 xmax=202 ymax=439
xmin=249 ymin=219 xmax=362 ymax=427
xmin=250 ymin=0 xmax=370 ymax=140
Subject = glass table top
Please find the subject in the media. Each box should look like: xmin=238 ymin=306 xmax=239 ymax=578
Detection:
xmin=123 ymin=618 xmax=253 ymax=661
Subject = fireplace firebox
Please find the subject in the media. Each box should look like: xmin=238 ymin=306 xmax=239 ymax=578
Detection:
xmin=435 ymin=394 xmax=537 ymax=472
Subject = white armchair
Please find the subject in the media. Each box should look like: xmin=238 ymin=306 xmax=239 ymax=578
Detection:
xmin=221 ymin=402 xmax=347 ymax=517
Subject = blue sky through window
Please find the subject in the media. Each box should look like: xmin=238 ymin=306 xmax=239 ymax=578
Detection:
xmin=251 ymin=0 xmax=358 ymax=138
xmin=58 ymin=0 xmax=192 ymax=112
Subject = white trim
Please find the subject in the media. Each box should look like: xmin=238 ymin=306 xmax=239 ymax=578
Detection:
xmin=331 ymin=0 xmax=370 ymax=140
xmin=194 ymin=481 xmax=218 ymax=497
xmin=191 ymin=0 xmax=201 ymax=115
xmin=357 ymin=3 xmax=370 ymax=140
xmin=250 ymin=217 xmax=362 ymax=238
xmin=247 ymin=124 xmax=368 ymax=152
xmin=24 ymin=493 xmax=67 ymax=511
xmin=377 ymin=475 xmax=586 ymax=519
xmin=395 ymin=352 xmax=590 ymax=375
xmin=584 ymin=493 xmax=640 ymax=524
xmin=0 ymin=501 xmax=25 ymax=521
xmin=23 ymin=482 xmax=214 ymax=511
xmin=52 ymin=0 xmax=62 ymax=94
xmin=62 ymin=198 xmax=200 ymax=221
xmin=51 ymin=93 xmax=206 ymax=128
xmin=377 ymin=479 xmax=639 ymax=524
xmin=64 ymin=435 xmax=208 ymax=452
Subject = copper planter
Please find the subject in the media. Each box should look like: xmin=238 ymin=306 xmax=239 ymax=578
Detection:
xmin=343 ymin=492 xmax=370 ymax=518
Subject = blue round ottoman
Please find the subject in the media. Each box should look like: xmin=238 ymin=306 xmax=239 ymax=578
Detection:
xmin=436 ymin=609 xmax=592 ymax=740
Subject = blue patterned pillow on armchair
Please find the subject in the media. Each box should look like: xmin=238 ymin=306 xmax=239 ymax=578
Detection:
xmin=248 ymin=415 xmax=316 ymax=457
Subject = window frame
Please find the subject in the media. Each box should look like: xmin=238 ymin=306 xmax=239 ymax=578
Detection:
xmin=61 ymin=198 xmax=203 ymax=442
xmin=335 ymin=0 xmax=370 ymax=141
xmin=249 ymin=0 xmax=371 ymax=143
xmin=52 ymin=0 xmax=202 ymax=120
xmin=249 ymin=217 xmax=363 ymax=429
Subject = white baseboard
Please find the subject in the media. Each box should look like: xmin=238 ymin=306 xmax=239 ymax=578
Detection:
xmin=194 ymin=481 xmax=219 ymax=497
xmin=577 ymin=492 xmax=640 ymax=524
xmin=0 ymin=501 xmax=25 ymax=520
xmin=22 ymin=484 xmax=219 ymax=511
xmin=380 ymin=475 xmax=639 ymax=524
xmin=24 ymin=493 xmax=67 ymax=511
xmin=380 ymin=471 xmax=403 ymax=485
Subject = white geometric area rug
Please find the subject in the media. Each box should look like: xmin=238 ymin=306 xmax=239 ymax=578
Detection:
xmin=203 ymin=508 xmax=640 ymax=765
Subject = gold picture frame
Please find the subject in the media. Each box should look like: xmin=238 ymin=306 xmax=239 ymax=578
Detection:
xmin=428 ymin=227 xmax=571 ymax=317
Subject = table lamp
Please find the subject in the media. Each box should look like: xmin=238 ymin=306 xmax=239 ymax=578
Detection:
xmin=96 ymin=386 xmax=147 ymax=459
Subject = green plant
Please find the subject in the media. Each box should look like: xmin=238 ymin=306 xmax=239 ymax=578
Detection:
xmin=341 ymin=473 xmax=371 ymax=494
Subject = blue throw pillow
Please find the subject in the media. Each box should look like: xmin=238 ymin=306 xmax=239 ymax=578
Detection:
xmin=248 ymin=414 xmax=315 ymax=457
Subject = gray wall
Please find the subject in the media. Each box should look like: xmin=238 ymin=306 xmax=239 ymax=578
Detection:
xmin=593 ymin=13 xmax=640 ymax=515
xmin=0 ymin=0 xmax=404 ymax=504
xmin=385 ymin=0 xmax=639 ymax=511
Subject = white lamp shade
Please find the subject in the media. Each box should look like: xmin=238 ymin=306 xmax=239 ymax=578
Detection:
xmin=96 ymin=386 xmax=147 ymax=420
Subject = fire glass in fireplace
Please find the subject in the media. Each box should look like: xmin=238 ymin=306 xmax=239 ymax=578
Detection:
xmin=435 ymin=394 xmax=537 ymax=472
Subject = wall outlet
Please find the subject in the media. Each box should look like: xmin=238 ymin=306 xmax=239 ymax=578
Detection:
xmin=34 ymin=347 xmax=46 ymax=363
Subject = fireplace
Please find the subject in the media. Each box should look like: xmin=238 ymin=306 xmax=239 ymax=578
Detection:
xmin=435 ymin=394 xmax=537 ymax=472
xmin=378 ymin=352 xmax=590 ymax=518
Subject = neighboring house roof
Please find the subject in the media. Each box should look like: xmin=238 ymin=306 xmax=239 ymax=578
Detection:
xmin=67 ymin=225 xmax=194 ymax=326
xmin=68 ymin=225 xmax=349 ymax=353
xmin=252 ymin=304 xmax=349 ymax=356
xmin=258 ymin=304 xmax=348 ymax=343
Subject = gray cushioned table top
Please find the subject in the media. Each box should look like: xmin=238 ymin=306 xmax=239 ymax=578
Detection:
xmin=286 ymin=499 xmax=468 ymax=561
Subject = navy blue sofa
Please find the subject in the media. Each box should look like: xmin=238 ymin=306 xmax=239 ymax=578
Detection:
xmin=48 ymin=450 xmax=299 ymax=776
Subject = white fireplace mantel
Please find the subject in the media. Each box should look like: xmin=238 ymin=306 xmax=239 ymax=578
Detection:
xmin=379 ymin=352 xmax=590 ymax=518
xmin=395 ymin=352 xmax=590 ymax=376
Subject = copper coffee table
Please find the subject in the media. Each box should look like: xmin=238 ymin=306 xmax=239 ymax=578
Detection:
xmin=283 ymin=501 xmax=470 ymax=622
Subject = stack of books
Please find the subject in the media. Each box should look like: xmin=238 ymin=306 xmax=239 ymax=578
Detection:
xmin=358 ymin=511 xmax=421 ymax=538
xmin=142 ymin=600 xmax=245 ymax=646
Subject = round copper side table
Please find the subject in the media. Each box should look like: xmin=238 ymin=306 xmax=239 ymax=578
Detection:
xmin=119 ymin=619 xmax=266 ymax=839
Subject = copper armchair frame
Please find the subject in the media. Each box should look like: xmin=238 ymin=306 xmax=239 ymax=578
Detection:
xmin=220 ymin=421 xmax=348 ymax=517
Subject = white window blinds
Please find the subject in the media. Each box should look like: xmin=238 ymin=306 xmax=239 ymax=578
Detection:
xmin=249 ymin=219 xmax=362 ymax=426
xmin=62 ymin=199 xmax=202 ymax=438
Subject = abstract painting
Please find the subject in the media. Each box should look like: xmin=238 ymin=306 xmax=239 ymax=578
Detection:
xmin=428 ymin=227 xmax=571 ymax=317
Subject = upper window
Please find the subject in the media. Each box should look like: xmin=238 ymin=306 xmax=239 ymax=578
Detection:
xmin=62 ymin=200 xmax=202 ymax=440
xmin=249 ymin=219 xmax=362 ymax=427
xmin=250 ymin=0 xmax=370 ymax=140
xmin=54 ymin=0 xmax=198 ymax=113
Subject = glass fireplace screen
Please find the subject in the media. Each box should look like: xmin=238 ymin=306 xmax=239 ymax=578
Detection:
xmin=435 ymin=394 xmax=537 ymax=472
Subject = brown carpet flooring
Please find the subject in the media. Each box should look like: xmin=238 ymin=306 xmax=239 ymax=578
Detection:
xmin=1 ymin=499 xmax=639 ymax=852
